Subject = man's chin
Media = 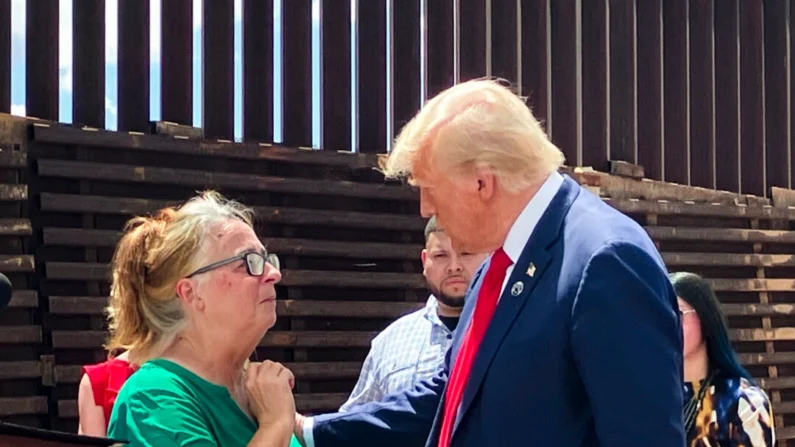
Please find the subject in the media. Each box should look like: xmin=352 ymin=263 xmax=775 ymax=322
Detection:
xmin=436 ymin=295 xmax=466 ymax=309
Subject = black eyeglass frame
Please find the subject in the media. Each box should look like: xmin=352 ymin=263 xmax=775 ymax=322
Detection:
xmin=185 ymin=251 xmax=280 ymax=278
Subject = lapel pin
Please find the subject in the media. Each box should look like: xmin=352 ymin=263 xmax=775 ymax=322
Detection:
xmin=526 ymin=263 xmax=536 ymax=277
xmin=510 ymin=281 xmax=524 ymax=296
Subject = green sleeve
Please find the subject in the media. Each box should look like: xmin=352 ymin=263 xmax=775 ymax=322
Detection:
xmin=109 ymin=388 xmax=218 ymax=447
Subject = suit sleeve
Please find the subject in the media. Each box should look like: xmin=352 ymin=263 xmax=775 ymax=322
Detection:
xmin=570 ymin=241 xmax=686 ymax=447
xmin=308 ymin=361 xmax=447 ymax=447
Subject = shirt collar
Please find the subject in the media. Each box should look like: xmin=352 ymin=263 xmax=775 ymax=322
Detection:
xmin=502 ymin=172 xmax=564 ymax=263
xmin=423 ymin=295 xmax=455 ymax=332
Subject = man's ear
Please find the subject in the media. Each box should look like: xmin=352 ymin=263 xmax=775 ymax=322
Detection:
xmin=473 ymin=166 xmax=497 ymax=200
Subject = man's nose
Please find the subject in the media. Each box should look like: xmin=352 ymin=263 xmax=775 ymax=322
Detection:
xmin=447 ymin=254 xmax=464 ymax=272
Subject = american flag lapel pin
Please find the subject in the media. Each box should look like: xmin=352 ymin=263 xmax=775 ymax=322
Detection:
xmin=526 ymin=262 xmax=536 ymax=277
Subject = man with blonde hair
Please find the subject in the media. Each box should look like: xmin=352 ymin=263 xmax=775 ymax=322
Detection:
xmin=296 ymin=79 xmax=685 ymax=446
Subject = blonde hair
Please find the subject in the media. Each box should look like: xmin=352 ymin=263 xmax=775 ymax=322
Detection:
xmin=105 ymin=190 xmax=254 ymax=364
xmin=380 ymin=78 xmax=565 ymax=192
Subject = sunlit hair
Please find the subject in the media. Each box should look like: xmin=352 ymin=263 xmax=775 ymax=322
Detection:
xmin=379 ymin=78 xmax=565 ymax=192
xmin=105 ymin=190 xmax=254 ymax=365
xmin=670 ymin=271 xmax=754 ymax=383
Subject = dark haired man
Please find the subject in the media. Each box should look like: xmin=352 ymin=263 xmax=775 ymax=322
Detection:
xmin=339 ymin=217 xmax=488 ymax=411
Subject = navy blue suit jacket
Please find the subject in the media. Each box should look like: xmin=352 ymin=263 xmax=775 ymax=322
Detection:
xmin=310 ymin=176 xmax=685 ymax=446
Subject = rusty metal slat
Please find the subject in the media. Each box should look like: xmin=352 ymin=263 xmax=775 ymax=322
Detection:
xmin=738 ymin=352 xmax=795 ymax=366
xmin=321 ymin=0 xmax=351 ymax=151
xmin=8 ymin=290 xmax=38 ymax=308
xmin=51 ymin=330 xmax=377 ymax=349
xmin=739 ymin=0 xmax=765 ymax=196
xmin=605 ymin=198 xmax=795 ymax=220
xmin=426 ymin=0 xmax=454 ymax=98
xmin=661 ymin=252 xmax=795 ymax=268
xmin=645 ymin=226 xmax=795 ymax=243
xmin=0 ymin=218 xmax=32 ymax=236
xmin=38 ymin=193 xmax=426 ymax=231
xmin=688 ymin=0 xmax=715 ymax=189
xmin=0 ymin=326 xmax=42 ymax=344
xmin=0 ymin=254 xmax=34 ymax=272
xmin=161 ymin=0 xmax=193 ymax=125
xmin=118 ymin=0 xmax=150 ymax=132
xmin=31 ymin=124 xmax=380 ymax=169
xmin=730 ymin=328 xmax=795 ymax=342
xmin=203 ymin=0 xmax=235 ymax=140
xmin=25 ymin=0 xmax=59 ymax=120
xmin=580 ymin=0 xmax=608 ymax=170
xmin=708 ymin=278 xmax=795 ymax=292
xmin=459 ymin=0 xmax=487 ymax=82
xmin=0 ymin=150 xmax=25 ymax=169
xmin=242 ymin=0 xmax=274 ymax=142
xmin=722 ymin=303 xmax=795 ymax=317
xmin=72 ymin=0 xmax=105 ymax=128
xmin=46 ymin=261 xmax=427 ymax=289
xmin=282 ymin=0 xmax=313 ymax=147
xmin=0 ymin=396 xmax=48 ymax=416
xmin=714 ymin=0 xmax=740 ymax=192
xmin=49 ymin=295 xmax=423 ymax=319
xmin=36 ymin=158 xmax=417 ymax=201
xmin=0 ymin=0 xmax=9 ymax=113
xmin=392 ymin=0 xmax=422 ymax=139
xmin=490 ymin=0 xmax=518 ymax=83
xmin=43 ymin=227 xmax=422 ymax=259
xmin=0 ymin=183 xmax=26 ymax=201
xmin=549 ymin=0 xmax=578 ymax=164
xmin=662 ymin=0 xmax=689 ymax=184
xmin=357 ymin=0 xmax=387 ymax=153
xmin=521 ymin=0 xmax=550 ymax=129
xmin=764 ymin=0 xmax=792 ymax=190
xmin=0 ymin=361 xmax=41 ymax=380
xmin=608 ymin=0 xmax=637 ymax=166
xmin=636 ymin=0 xmax=663 ymax=180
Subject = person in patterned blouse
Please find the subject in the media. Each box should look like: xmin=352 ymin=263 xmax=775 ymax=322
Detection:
xmin=671 ymin=271 xmax=775 ymax=447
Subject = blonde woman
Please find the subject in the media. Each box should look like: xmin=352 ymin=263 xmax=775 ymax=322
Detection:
xmin=105 ymin=191 xmax=301 ymax=447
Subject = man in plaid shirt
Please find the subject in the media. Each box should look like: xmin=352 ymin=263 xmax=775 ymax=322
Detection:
xmin=340 ymin=217 xmax=488 ymax=411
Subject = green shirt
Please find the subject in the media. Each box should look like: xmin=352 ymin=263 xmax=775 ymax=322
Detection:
xmin=107 ymin=358 xmax=302 ymax=447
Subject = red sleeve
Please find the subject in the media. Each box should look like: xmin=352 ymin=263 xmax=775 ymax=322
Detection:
xmin=82 ymin=362 xmax=109 ymax=407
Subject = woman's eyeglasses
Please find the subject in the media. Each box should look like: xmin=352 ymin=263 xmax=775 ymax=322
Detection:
xmin=186 ymin=251 xmax=280 ymax=278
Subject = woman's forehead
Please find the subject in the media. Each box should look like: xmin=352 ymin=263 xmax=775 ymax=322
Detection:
xmin=207 ymin=220 xmax=262 ymax=253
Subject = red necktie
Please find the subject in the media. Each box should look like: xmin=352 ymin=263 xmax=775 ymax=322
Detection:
xmin=438 ymin=248 xmax=513 ymax=447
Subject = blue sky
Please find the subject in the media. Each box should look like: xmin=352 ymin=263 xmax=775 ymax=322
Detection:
xmin=7 ymin=0 xmax=345 ymax=149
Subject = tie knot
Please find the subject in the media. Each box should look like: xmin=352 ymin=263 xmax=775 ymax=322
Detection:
xmin=491 ymin=247 xmax=513 ymax=271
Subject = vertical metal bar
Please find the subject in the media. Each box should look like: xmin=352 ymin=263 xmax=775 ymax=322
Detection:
xmin=764 ymin=0 xmax=791 ymax=190
xmin=282 ymin=0 xmax=313 ymax=147
xmin=392 ymin=0 xmax=421 ymax=138
xmin=161 ymin=0 xmax=193 ymax=125
xmin=688 ymin=0 xmax=715 ymax=188
xmin=242 ymin=0 xmax=274 ymax=142
xmin=491 ymin=0 xmax=518 ymax=84
xmin=739 ymin=0 xmax=765 ymax=196
xmin=459 ymin=0 xmax=487 ymax=82
xmin=0 ymin=0 xmax=9 ymax=113
xmin=609 ymin=0 xmax=638 ymax=167
xmin=359 ymin=0 xmax=387 ymax=153
xmin=203 ymin=0 xmax=235 ymax=140
xmin=714 ymin=0 xmax=739 ymax=191
xmin=550 ymin=0 xmax=578 ymax=165
xmin=322 ymin=0 xmax=352 ymax=150
xmin=25 ymin=0 xmax=58 ymax=120
xmin=580 ymin=0 xmax=608 ymax=170
xmin=426 ymin=0 xmax=454 ymax=98
xmin=117 ymin=0 xmax=150 ymax=132
xmin=520 ymin=0 xmax=549 ymax=130
xmin=662 ymin=0 xmax=689 ymax=184
xmin=453 ymin=0 xmax=460 ymax=84
xmin=72 ymin=0 xmax=105 ymax=128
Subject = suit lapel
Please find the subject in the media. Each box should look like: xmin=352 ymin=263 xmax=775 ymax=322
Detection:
xmin=451 ymin=176 xmax=581 ymax=434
